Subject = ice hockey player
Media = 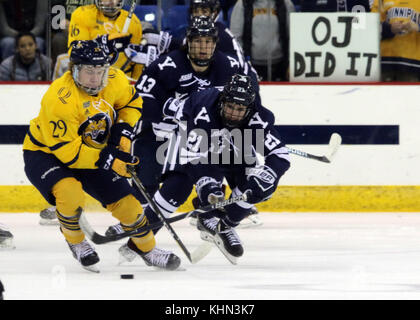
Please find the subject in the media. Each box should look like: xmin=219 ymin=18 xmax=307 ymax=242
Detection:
xmin=0 ymin=223 xmax=14 ymax=249
xmin=39 ymin=0 xmax=152 ymax=225
xmin=121 ymin=74 xmax=291 ymax=264
xmin=104 ymin=15 xmax=260 ymax=237
xmin=189 ymin=0 xmax=249 ymax=68
xmin=68 ymin=0 xmax=144 ymax=80
xmin=22 ymin=40 xmax=181 ymax=272
xmin=187 ymin=1 xmax=263 ymax=228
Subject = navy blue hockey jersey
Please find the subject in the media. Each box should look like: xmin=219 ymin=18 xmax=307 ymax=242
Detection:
xmin=135 ymin=49 xmax=259 ymax=139
xmin=162 ymin=87 xmax=290 ymax=180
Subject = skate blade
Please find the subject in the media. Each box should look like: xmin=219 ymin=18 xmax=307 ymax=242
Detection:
xmin=118 ymin=247 xmax=137 ymax=265
xmin=83 ymin=264 xmax=100 ymax=273
xmin=237 ymin=216 xmax=263 ymax=229
xmin=149 ymin=266 xmax=187 ymax=271
xmin=189 ymin=217 xmax=197 ymax=226
xmin=199 ymin=231 xmax=214 ymax=242
xmin=0 ymin=239 xmax=16 ymax=250
xmin=213 ymin=237 xmax=238 ymax=265
xmin=39 ymin=218 xmax=60 ymax=226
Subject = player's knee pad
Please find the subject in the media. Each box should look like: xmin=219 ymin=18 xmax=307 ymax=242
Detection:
xmin=196 ymin=176 xmax=224 ymax=206
xmin=52 ymin=177 xmax=85 ymax=218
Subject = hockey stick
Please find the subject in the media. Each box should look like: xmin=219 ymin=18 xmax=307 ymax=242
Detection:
xmin=79 ymin=192 xmax=248 ymax=245
xmin=126 ymin=166 xmax=195 ymax=263
xmin=122 ymin=0 xmax=137 ymax=33
xmin=286 ymin=133 xmax=342 ymax=163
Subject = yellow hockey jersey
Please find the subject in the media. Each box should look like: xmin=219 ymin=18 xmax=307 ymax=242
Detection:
xmin=22 ymin=67 xmax=143 ymax=169
xmin=371 ymin=0 xmax=420 ymax=67
xmin=68 ymin=4 xmax=144 ymax=80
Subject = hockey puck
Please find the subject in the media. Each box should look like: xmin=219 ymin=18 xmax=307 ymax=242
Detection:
xmin=120 ymin=274 xmax=134 ymax=279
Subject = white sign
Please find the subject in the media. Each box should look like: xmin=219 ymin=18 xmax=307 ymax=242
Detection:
xmin=290 ymin=13 xmax=381 ymax=82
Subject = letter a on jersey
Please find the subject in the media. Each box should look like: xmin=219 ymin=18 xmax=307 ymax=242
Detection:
xmin=194 ymin=107 xmax=211 ymax=125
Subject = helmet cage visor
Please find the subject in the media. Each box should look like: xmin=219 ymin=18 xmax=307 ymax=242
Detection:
xmin=187 ymin=35 xmax=217 ymax=67
xmin=95 ymin=0 xmax=123 ymax=17
xmin=73 ymin=64 xmax=110 ymax=96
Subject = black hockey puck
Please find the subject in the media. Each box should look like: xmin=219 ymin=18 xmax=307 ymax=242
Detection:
xmin=120 ymin=274 xmax=134 ymax=279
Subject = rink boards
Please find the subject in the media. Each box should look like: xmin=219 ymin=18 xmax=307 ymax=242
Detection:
xmin=1 ymin=83 xmax=419 ymax=212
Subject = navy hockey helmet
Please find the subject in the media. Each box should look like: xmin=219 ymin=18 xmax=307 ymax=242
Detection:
xmin=70 ymin=40 xmax=110 ymax=95
xmin=186 ymin=16 xmax=218 ymax=67
xmin=95 ymin=0 xmax=123 ymax=18
xmin=219 ymin=74 xmax=256 ymax=128
xmin=189 ymin=0 xmax=220 ymax=20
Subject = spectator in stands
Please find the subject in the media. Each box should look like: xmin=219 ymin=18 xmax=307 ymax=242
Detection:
xmin=230 ymin=0 xmax=295 ymax=81
xmin=299 ymin=0 xmax=370 ymax=12
xmin=0 ymin=0 xmax=48 ymax=61
xmin=0 ymin=32 xmax=52 ymax=81
xmin=219 ymin=0 xmax=237 ymax=25
xmin=371 ymin=0 xmax=420 ymax=82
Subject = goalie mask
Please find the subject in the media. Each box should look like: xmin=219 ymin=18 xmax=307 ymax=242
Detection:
xmin=95 ymin=0 xmax=123 ymax=18
xmin=70 ymin=40 xmax=110 ymax=96
xmin=219 ymin=74 xmax=256 ymax=128
xmin=78 ymin=112 xmax=112 ymax=149
xmin=186 ymin=16 xmax=218 ymax=67
xmin=189 ymin=0 xmax=220 ymax=21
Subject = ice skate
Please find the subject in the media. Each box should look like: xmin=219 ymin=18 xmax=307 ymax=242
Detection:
xmin=237 ymin=206 xmax=263 ymax=229
xmin=0 ymin=226 xmax=15 ymax=250
xmin=67 ymin=239 xmax=100 ymax=273
xmin=119 ymin=239 xmax=181 ymax=270
xmin=39 ymin=206 xmax=59 ymax=226
xmin=196 ymin=216 xmax=219 ymax=242
xmin=213 ymin=220 xmax=243 ymax=265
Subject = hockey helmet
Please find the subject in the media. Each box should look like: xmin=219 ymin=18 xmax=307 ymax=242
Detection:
xmin=70 ymin=40 xmax=110 ymax=95
xmin=219 ymin=74 xmax=256 ymax=128
xmin=186 ymin=16 xmax=218 ymax=67
xmin=189 ymin=0 xmax=220 ymax=20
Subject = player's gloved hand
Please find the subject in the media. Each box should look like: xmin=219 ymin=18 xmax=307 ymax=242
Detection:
xmin=196 ymin=176 xmax=225 ymax=205
xmin=96 ymin=32 xmax=132 ymax=54
xmin=244 ymin=165 xmax=278 ymax=204
xmin=124 ymin=44 xmax=158 ymax=67
xmin=96 ymin=145 xmax=139 ymax=177
xmin=108 ymin=122 xmax=135 ymax=153
xmin=142 ymin=29 xmax=172 ymax=54
xmin=151 ymin=97 xmax=185 ymax=139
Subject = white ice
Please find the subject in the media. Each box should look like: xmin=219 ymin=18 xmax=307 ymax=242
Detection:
xmin=2 ymin=211 xmax=420 ymax=300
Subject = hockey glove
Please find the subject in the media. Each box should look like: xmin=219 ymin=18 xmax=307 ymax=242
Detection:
xmin=96 ymin=32 xmax=132 ymax=54
xmin=244 ymin=165 xmax=278 ymax=204
xmin=96 ymin=145 xmax=139 ymax=177
xmin=142 ymin=29 xmax=172 ymax=54
xmin=196 ymin=176 xmax=225 ymax=206
xmin=108 ymin=122 xmax=136 ymax=153
xmin=124 ymin=44 xmax=158 ymax=67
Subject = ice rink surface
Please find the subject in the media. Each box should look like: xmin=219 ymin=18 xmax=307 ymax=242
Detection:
xmin=2 ymin=211 xmax=420 ymax=300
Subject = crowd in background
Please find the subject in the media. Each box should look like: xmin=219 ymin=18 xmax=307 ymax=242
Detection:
xmin=0 ymin=0 xmax=418 ymax=82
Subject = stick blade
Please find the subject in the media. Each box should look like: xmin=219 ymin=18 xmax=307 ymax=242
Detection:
xmin=79 ymin=213 xmax=110 ymax=245
xmin=324 ymin=133 xmax=342 ymax=162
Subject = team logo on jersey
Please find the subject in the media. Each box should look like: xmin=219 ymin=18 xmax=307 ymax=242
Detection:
xmin=58 ymin=87 xmax=71 ymax=104
xmin=180 ymin=76 xmax=211 ymax=90
xmin=179 ymin=73 xmax=193 ymax=82
xmin=78 ymin=112 xmax=112 ymax=149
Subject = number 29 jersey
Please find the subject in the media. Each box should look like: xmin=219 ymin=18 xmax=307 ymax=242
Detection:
xmin=22 ymin=68 xmax=143 ymax=169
